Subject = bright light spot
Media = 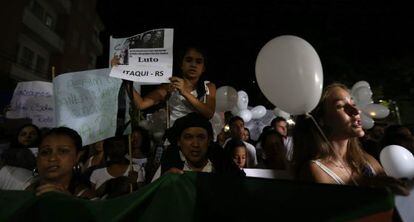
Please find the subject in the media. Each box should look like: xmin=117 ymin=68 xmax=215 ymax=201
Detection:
xmin=315 ymin=73 xmax=320 ymax=83
xmin=370 ymin=112 xmax=376 ymax=117
xmin=287 ymin=119 xmax=295 ymax=126
xmin=224 ymin=124 xmax=230 ymax=132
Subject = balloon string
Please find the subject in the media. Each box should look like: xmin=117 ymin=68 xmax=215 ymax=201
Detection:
xmin=305 ymin=113 xmax=359 ymax=185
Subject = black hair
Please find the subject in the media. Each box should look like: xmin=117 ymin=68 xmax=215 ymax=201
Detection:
xmin=176 ymin=46 xmax=208 ymax=100
xmin=1 ymin=148 xmax=36 ymax=170
xmin=224 ymin=139 xmax=247 ymax=158
xmin=131 ymin=126 xmax=151 ymax=156
xmin=102 ymin=176 xmax=133 ymax=199
xmin=10 ymin=123 xmax=42 ymax=149
xmin=270 ymin=117 xmax=287 ymax=128
xmin=167 ymin=112 xmax=214 ymax=146
xmin=103 ymin=136 xmax=129 ymax=165
xmin=260 ymin=129 xmax=284 ymax=148
xmin=41 ymin=127 xmax=83 ymax=152
xmin=228 ymin=116 xmax=244 ymax=127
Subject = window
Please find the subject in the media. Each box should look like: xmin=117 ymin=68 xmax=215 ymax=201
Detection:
xmin=45 ymin=14 xmax=53 ymax=29
xmin=36 ymin=55 xmax=46 ymax=73
xmin=31 ymin=1 xmax=44 ymax=21
xmin=20 ymin=47 xmax=34 ymax=69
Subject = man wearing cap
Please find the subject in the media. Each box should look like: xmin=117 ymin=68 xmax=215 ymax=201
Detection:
xmin=151 ymin=113 xmax=243 ymax=181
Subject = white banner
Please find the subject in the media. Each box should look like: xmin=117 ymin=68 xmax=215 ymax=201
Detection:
xmin=109 ymin=28 xmax=173 ymax=84
xmin=6 ymin=81 xmax=55 ymax=128
xmin=53 ymin=68 xmax=122 ymax=146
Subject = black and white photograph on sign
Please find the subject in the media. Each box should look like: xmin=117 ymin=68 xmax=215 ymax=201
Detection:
xmin=129 ymin=30 xmax=164 ymax=49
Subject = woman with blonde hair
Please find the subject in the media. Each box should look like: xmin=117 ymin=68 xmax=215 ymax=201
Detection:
xmin=292 ymin=83 xmax=409 ymax=194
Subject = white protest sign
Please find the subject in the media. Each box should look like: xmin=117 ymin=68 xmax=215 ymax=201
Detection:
xmin=244 ymin=168 xmax=293 ymax=180
xmin=53 ymin=68 xmax=122 ymax=146
xmin=109 ymin=28 xmax=173 ymax=84
xmin=6 ymin=81 xmax=55 ymax=128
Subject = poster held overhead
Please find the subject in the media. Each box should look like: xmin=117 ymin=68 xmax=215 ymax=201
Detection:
xmin=109 ymin=28 xmax=174 ymax=84
xmin=53 ymin=68 xmax=122 ymax=146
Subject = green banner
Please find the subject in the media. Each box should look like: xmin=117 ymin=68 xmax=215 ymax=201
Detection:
xmin=0 ymin=172 xmax=394 ymax=222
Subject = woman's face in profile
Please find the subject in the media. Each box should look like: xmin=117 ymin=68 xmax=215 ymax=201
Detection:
xmin=322 ymin=87 xmax=364 ymax=139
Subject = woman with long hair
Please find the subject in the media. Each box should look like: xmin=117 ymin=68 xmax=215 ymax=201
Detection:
xmin=292 ymin=83 xmax=408 ymax=194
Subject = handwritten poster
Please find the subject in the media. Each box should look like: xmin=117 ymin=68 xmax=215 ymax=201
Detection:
xmin=6 ymin=81 xmax=55 ymax=128
xmin=53 ymin=68 xmax=122 ymax=145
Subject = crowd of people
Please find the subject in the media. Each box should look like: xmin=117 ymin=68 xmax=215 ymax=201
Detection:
xmin=1 ymin=46 xmax=413 ymax=203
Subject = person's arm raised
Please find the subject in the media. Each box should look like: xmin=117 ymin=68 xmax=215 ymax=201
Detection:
xmin=125 ymin=81 xmax=169 ymax=110
xmin=170 ymin=77 xmax=216 ymax=119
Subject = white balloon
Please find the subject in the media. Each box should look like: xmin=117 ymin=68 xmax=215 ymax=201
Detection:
xmin=351 ymin=80 xmax=371 ymax=94
xmin=352 ymin=86 xmax=373 ymax=106
xmin=238 ymin=109 xmax=252 ymax=123
xmin=273 ymin=107 xmax=291 ymax=120
xmin=255 ymin=35 xmax=323 ymax=115
xmin=360 ymin=112 xmax=374 ymax=129
xmin=251 ymin=105 xmax=267 ymax=119
xmin=215 ymin=86 xmax=238 ymax=112
xmin=362 ymin=103 xmax=390 ymax=119
xmin=231 ymin=106 xmax=239 ymax=116
xmin=237 ymin=91 xmax=249 ymax=110
xmin=380 ymin=145 xmax=414 ymax=179
xmin=210 ymin=112 xmax=224 ymax=137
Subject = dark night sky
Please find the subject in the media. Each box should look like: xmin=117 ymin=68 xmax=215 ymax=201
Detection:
xmin=96 ymin=0 xmax=414 ymax=108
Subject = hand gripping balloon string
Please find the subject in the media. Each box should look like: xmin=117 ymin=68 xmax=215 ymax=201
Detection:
xmin=305 ymin=113 xmax=359 ymax=185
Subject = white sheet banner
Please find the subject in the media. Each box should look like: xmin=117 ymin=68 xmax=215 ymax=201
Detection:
xmin=109 ymin=28 xmax=173 ymax=84
xmin=6 ymin=81 xmax=55 ymax=128
xmin=53 ymin=68 xmax=122 ymax=146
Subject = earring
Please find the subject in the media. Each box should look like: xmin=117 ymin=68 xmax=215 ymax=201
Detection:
xmin=32 ymin=168 xmax=38 ymax=176
xmin=73 ymin=164 xmax=81 ymax=174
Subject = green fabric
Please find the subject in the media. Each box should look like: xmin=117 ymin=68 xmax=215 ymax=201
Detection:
xmin=0 ymin=172 xmax=394 ymax=222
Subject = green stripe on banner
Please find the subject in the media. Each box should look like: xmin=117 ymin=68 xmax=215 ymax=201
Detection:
xmin=0 ymin=172 xmax=394 ymax=222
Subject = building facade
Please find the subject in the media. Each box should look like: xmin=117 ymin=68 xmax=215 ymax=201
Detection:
xmin=0 ymin=0 xmax=104 ymax=108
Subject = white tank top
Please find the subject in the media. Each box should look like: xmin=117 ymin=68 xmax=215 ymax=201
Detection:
xmin=311 ymin=160 xmax=376 ymax=185
xmin=168 ymin=81 xmax=210 ymax=125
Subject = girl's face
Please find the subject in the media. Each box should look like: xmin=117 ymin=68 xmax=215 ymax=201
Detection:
xmin=322 ymin=87 xmax=364 ymax=139
xmin=180 ymin=48 xmax=205 ymax=80
xmin=18 ymin=126 xmax=39 ymax=147
xmin=37 ymin=134 xmax=79 ymax=182
xmin=233 ymin=146 xmax=247 ymax=168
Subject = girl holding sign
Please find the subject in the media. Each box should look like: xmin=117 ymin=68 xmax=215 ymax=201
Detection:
xmin=114 ymin=46 xmax=216 ymax=126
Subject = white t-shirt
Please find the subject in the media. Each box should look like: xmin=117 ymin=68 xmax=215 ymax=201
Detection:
xmin=0 ymin=166 xmax=34 ymax=190
xmin=223 ymin=138 xmax=258 ymax=167
xmin=90 ymin=164 xmax=145 ymax=190
xmin=284 ymin=136 xmax=293 ymax=161
xmin=124 ymin=154 xmax=147 ymax=168
xmin=168 ymin=81 xmax=210 ymax=125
